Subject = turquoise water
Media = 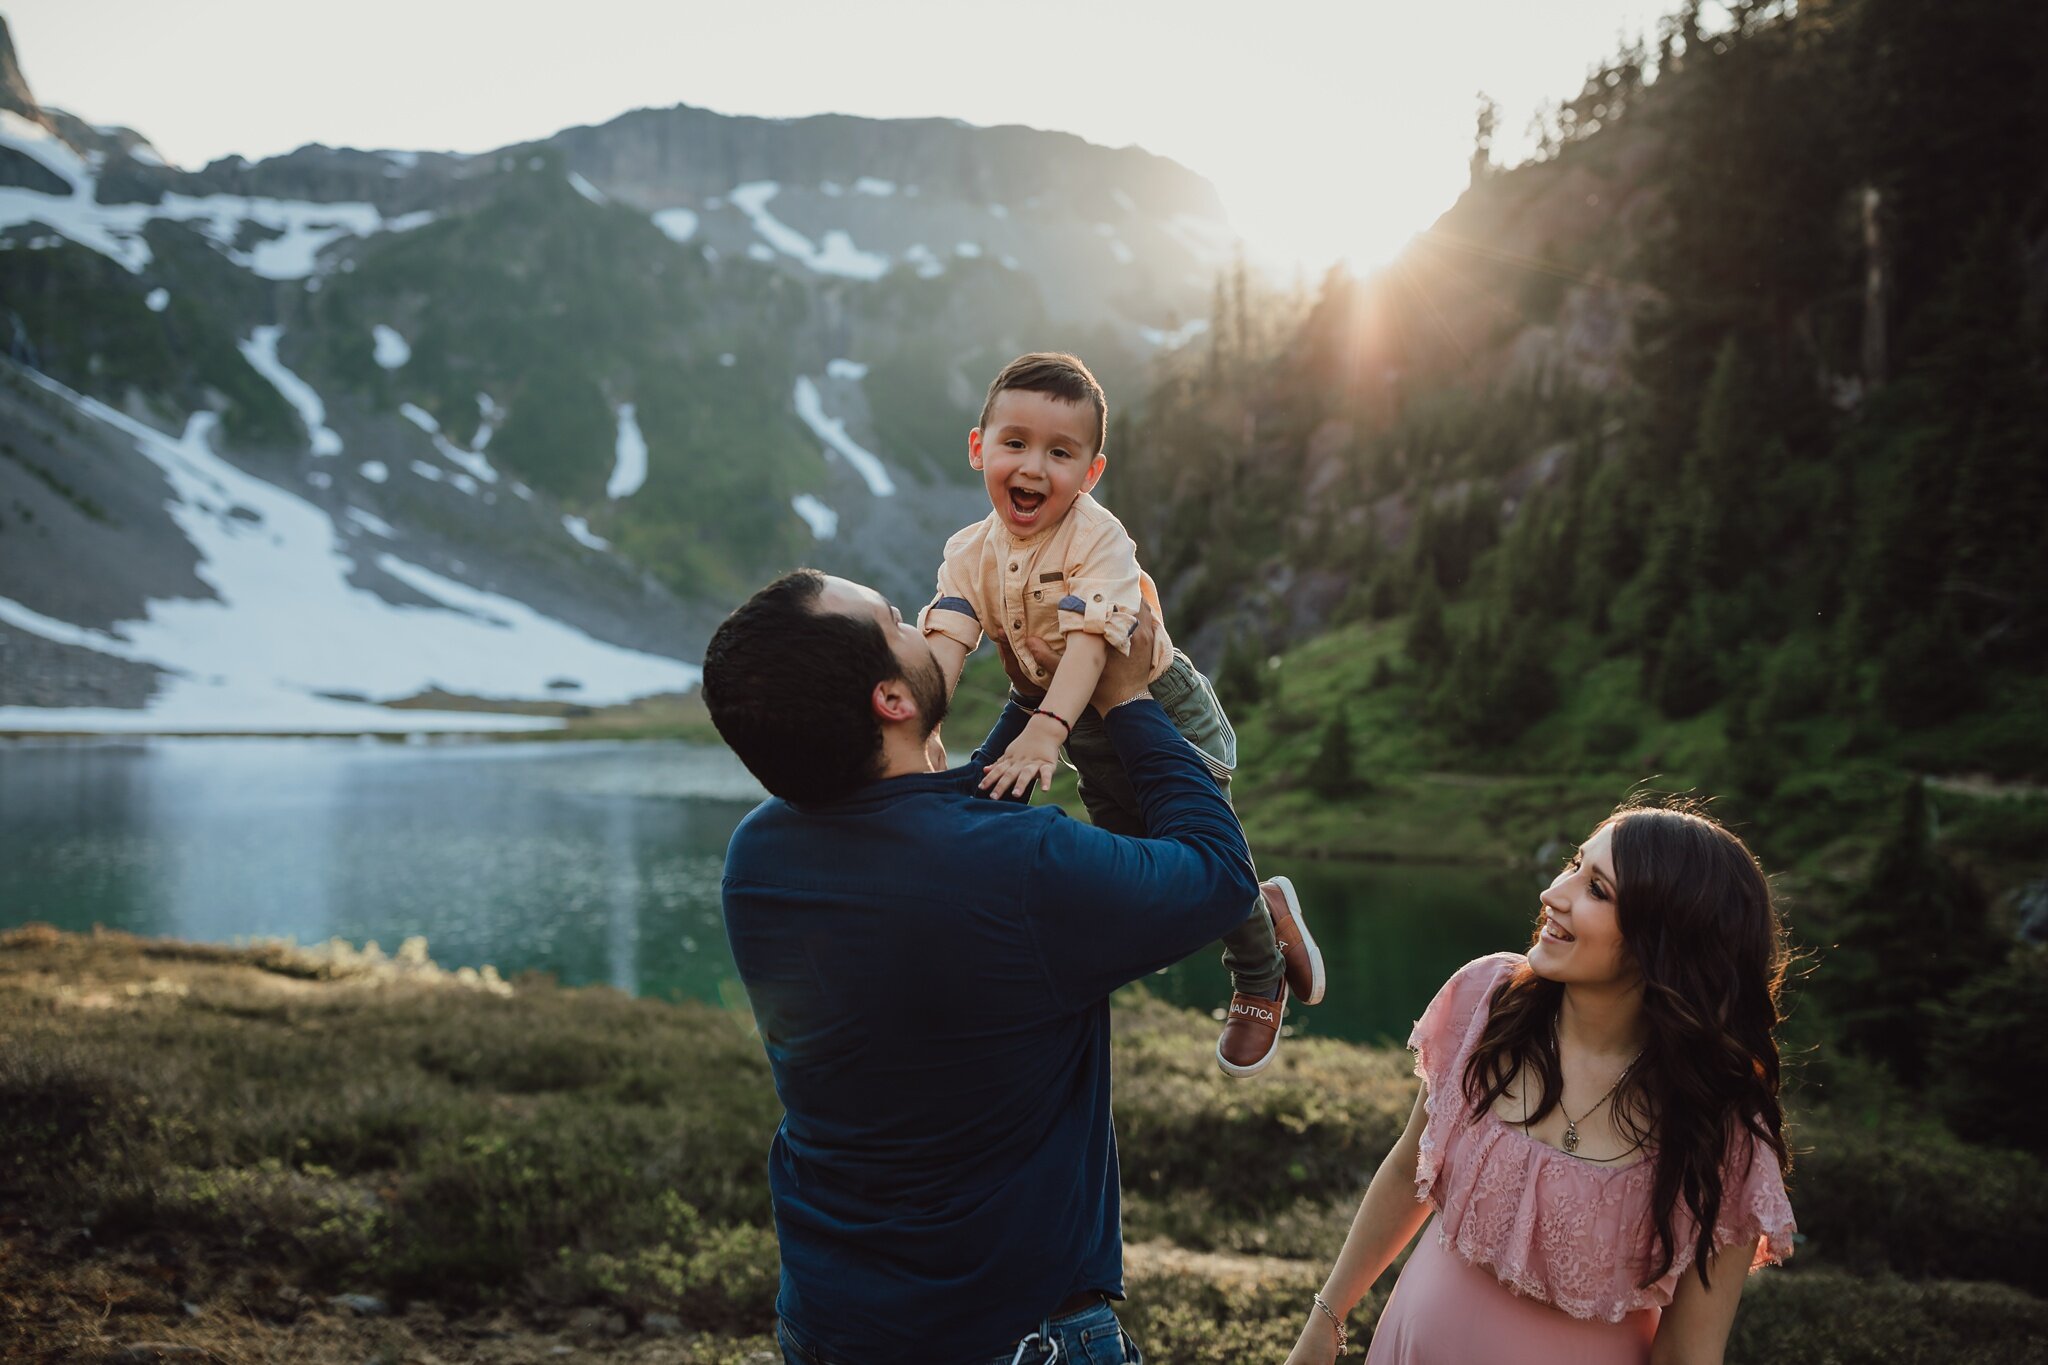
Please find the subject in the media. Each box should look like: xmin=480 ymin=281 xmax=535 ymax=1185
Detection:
xmin=0 ymin=738 xmax=1537 ymax=1044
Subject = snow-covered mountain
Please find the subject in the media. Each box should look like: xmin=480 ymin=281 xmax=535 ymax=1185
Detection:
xmin=0 ymin=16 xmax=1234 ymax=730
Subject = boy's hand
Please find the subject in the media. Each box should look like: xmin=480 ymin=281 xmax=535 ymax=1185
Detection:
xmin=978 ymin=717 xmax=1064 ymax=799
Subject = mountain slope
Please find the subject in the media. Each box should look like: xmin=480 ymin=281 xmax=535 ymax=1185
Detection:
xmin=0 ymin=14 xmax=1236 ymax=727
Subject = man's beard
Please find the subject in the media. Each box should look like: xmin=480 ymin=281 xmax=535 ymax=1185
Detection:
xmin=906 ymin=650 xmax=950 ymax=738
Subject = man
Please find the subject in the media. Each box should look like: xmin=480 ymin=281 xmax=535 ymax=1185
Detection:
xmin=703 ymin=569 xmax=1264 ymax=1364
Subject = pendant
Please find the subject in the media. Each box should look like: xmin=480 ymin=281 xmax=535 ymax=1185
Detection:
xmin=1563 ymin=1120 xmax=1580 ymax=1153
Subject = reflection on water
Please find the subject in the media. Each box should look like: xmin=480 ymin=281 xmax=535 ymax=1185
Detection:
xmin=1 ymin=739 xmax=1537 ymax=1044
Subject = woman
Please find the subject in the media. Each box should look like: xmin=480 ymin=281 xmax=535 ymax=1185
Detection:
xmin=1284 ymin=801 xmax=1794 ymax=1365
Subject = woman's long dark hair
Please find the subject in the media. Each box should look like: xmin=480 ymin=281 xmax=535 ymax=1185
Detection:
xmin=1460 ymin=798 xmax=1790 ymax=1289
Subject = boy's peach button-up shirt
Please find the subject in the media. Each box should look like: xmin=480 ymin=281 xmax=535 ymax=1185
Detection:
xmin=918 ymin=491 xmax=1173 ymax=685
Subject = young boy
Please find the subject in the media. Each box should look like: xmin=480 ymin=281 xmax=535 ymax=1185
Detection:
xmin=918 ymin=352 xmax=1328 ymax=1076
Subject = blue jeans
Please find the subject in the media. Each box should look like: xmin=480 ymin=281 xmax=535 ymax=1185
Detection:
xmin=778 ymin=1297 xmax=1143 ymax=1364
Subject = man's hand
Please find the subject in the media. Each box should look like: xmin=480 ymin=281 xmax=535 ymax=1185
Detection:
xmin=978 ymin=717 xmax=1063 ymax=799
xmin=1089 ymin=602 xmax=1158 ymax=717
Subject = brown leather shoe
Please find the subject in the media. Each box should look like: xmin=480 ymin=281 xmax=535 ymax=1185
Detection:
xmin=1216 ymin=981 xmax=1286 ymax=1077
xmin=1263 ymin=875 xmax=1326 ymax=1005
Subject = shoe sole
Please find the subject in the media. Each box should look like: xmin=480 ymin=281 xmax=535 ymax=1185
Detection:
xmin=1215 ymin=988 xmax=1286 ymax=1078
xmin=1269 ymin=874 xmax=1326 ymax=1006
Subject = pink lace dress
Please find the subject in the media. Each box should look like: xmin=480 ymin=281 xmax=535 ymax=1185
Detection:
xmin=1365 ymin=954 xmax=1796 ymax=1365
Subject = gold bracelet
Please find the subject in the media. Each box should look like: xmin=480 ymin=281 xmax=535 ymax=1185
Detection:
xmin=1312 ymin=1293 xmax=1347 ymax=1357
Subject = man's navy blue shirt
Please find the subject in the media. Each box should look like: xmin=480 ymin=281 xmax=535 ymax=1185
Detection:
xmin=721 ymin=699 xmax=1258 ymax=1363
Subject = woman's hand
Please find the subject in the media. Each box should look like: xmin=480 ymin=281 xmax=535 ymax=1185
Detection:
xmin=1282 ymin=1308 xmax=1343 ymax=1365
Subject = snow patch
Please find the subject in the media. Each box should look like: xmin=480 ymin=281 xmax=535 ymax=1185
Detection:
xmin=718 ymin=352 xmax=737 ymax=367
xmin=727 ymin=180 xmax=889 ymax=280
xmin=0 ymin=114 xmax=435 ymax=278
xmin=793 ymin=376 xmax=895 ymax=497
xmin=345 ymin=507 xmax=397 ymax=538
xmin=472 ymin=393 xmax=504 ymax=450
xmin=746 ymin=243 xmax=775 ymax=263
xmin=372 ymin=324 xmax=410 ymax=369
xmin=988 ymin=203 xmax=1009 ymax=219
xmin=651 ymin=207 xmax=698 ymax=243
xmin=144 ymin=287 xmax=168 ymax=312
xmin=608 ymin=403 xmax=648 ymax=499
xmin=825 ymin=358 xmax=868 ymax=381
xmin=1138 ymin=318 xmax=1211 ymax=349
xmin=239 ymin=326 xmax=343 ymax=456
xmin=1163 ymin=212 xmax=1238 ymax=265
xmin=562 ymin=515 xmax=609 ymax=551
xmin=955 ymin=242 xmax=982 ymax=258
xmin=902 ymin=244 xmax=944 ymax=279
xmin=852 ymin=177 xmax=896 ymax=197
xmin=791 ymin=494 xmax=838 ymax=539
xmin=0 ymin=369 xmax=696 ymax=733
xmin=567 ymin=171 xmax=607 ymax=205
xmin=358 ymin=461 xmax=389 ymax=484
xmin=399 ymin=403 xmax=439 ymax=433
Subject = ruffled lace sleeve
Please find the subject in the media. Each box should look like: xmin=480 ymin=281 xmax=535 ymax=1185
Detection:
xmin=1654 ymin=1131 xmax=1798 ymax=1295
xmin=1409 ymin=953 xmax=1521 ymax=1207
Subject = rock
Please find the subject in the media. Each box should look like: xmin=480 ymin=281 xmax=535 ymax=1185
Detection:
xmin=327 ymin=1292 xmax=389 ymax=1317
xmin=2016 ymin=879 xmax=2048 ymax=944
xmin=644 ymin=1312 xmax=683 ymax=1335
xmin=567 ymin=1305 xmax=630 ymax=1338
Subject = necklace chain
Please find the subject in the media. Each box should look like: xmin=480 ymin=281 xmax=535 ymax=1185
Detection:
xmin=1531 ymin=1024 xmax=1643 ymax=1159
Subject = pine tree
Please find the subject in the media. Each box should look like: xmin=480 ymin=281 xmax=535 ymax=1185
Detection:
xmin=1215 ymin=634 xmax=1266 ymax=713
xmin=1307 ymin=712 xmax=1357 ymax=798
xmin=1829 ymin=780 xmax=2003 ymax=1082
xmin=1652 ymin=599 xmax=1721 ymax=718
xmin=1406 ymin=573 xmax=1451 ymax=677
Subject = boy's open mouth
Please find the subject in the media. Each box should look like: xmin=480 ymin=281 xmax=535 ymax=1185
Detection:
xmin=1008 ymin=488 xmax=1047 ymax=520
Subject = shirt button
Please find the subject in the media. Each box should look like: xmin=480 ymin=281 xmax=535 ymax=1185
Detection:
xmin=1009 ymin=562 xmax=1018 ymax=572
xmin=1093 ymin=593 xmax=1103 ymax=602
xmin=1013 ymin=620 xmax=1022 ymax=629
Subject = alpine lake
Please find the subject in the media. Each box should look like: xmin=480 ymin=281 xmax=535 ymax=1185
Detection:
xmin=1 ymin=736 xmax=1539 ymax=1045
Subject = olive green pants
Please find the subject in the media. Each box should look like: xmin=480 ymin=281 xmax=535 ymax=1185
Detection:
xmin=1059 ymin=650 xmax=1283 ymax=997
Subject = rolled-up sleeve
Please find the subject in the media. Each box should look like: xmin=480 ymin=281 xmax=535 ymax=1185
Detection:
xmin=1055 ymin=523 xmax=1143 ymax=655
xmin=918 ymin=527 xmax=985 ymax=652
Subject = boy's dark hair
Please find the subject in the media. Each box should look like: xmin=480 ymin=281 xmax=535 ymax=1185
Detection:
xmin=978 ymin=352 xmax=1108 ymax=455
xmin=701 ymin=569 xmax=897 ymax=805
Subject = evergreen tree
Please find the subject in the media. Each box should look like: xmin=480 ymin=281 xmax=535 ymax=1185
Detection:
xmin=1215 ymin=634 xmax=1266 ymax=713
xmin=1829 ymin=780 xmax=2003 ymax=1082
xmin=1406 ymin=573 xmax=1451 ymax=677
xmin=1685 ymin=337 xmax=1762 ymax=590
xmin=1306 ymin=712 xmax=1357 ymax=798
xmin=1652 ymin=599 xmax=1721 ymax=718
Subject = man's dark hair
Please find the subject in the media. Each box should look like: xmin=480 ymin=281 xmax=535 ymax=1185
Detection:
xmin=978 ymin=351 xmax=1108 ymax=454
xmin=701 ymin=569 xmax=898 ymax=804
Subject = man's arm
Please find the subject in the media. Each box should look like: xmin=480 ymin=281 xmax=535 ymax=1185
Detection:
xmin=1019 ymin=608 xmax=1260 ymax=1006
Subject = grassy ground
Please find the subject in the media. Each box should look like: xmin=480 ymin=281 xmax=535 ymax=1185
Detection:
xmin=3 ymin=928 xmax=2044 ymax=1364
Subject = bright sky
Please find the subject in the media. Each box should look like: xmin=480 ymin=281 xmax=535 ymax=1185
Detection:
xmin=5 ymin=0 xmax=1675 ymax=272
